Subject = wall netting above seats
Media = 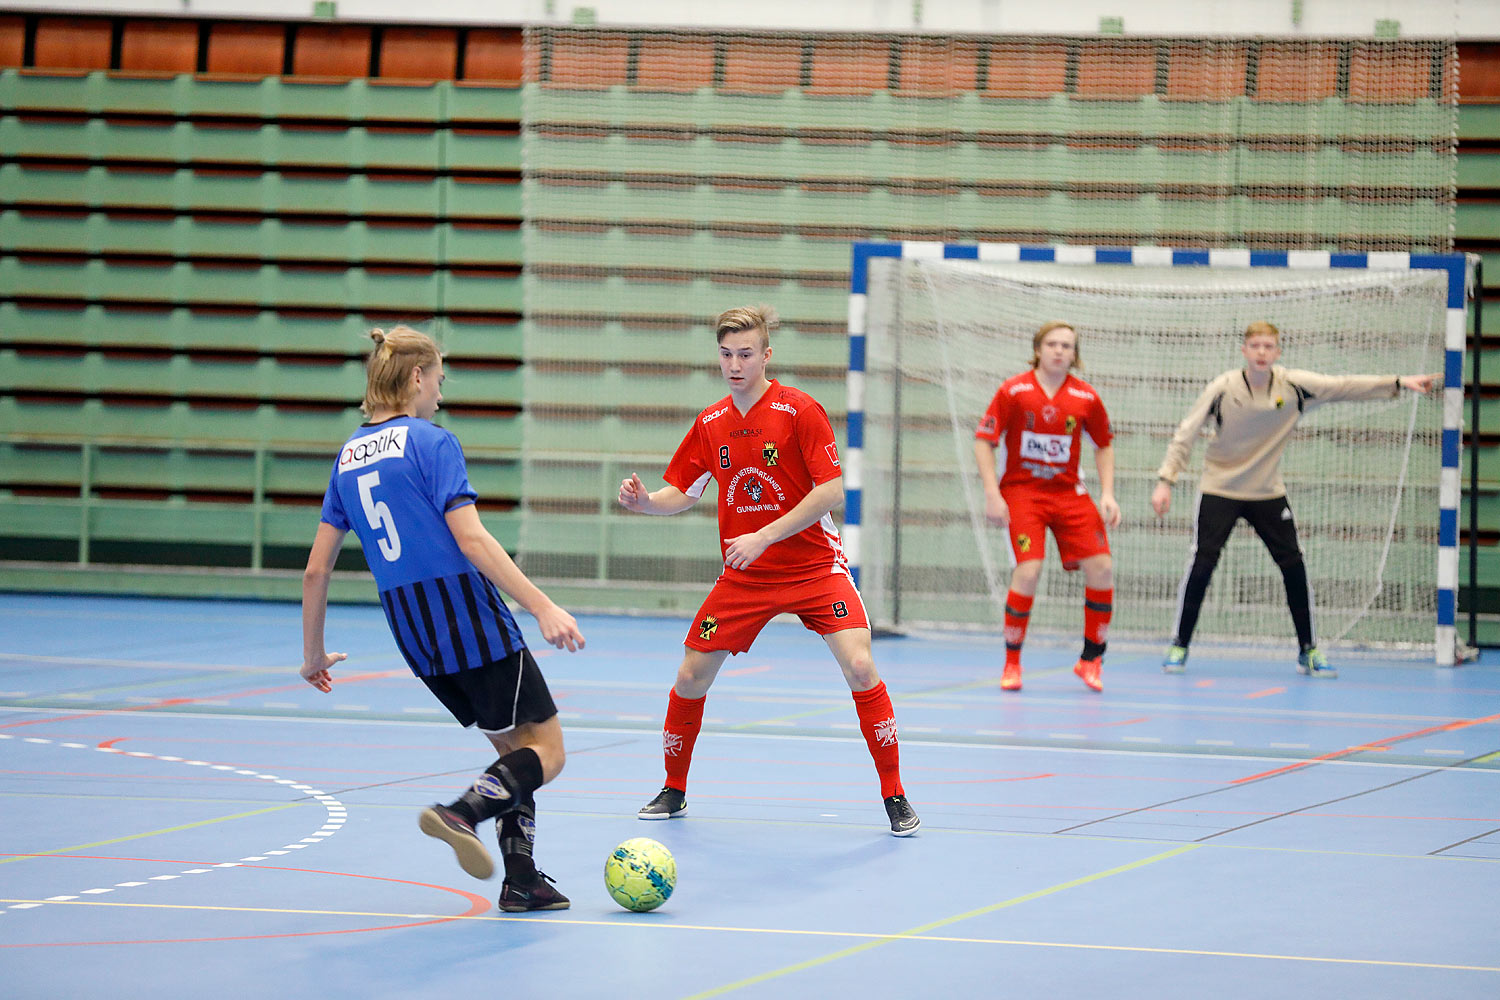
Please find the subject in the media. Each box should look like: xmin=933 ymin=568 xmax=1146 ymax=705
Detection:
xmin=517 ymin=27 xmax=1459 ymax=611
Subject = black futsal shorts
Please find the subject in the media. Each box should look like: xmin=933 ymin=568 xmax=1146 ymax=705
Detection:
xmin=420 ymin=647 xmax=557 ymax=733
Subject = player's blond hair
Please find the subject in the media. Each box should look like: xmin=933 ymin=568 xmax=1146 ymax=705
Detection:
xmin=1031 ymin=320 xmax=1081 ymax=370
xmin=1244 ymin=320 xmax=1281 ymax=342
xmin=715 ymin=304 xmax=779 ymax=351
xmin=361 ymin=325 xmax=442 ymax=417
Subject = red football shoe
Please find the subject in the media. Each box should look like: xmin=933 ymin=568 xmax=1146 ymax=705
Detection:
xmin=1073 ymin=657 xmax=1103 ymax=693
xmin=1000 ymin=662 xmax=1022 ymax=691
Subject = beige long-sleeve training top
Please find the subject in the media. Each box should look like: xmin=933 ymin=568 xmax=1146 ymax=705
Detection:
xmin=1156 ymin=366 xmax=1402 ymax=500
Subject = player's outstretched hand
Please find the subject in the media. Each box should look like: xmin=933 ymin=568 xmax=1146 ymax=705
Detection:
xmin=618 ymin=472 xmax=650 ymax=512
xmin=300 ymin=652 xmax=345 ymax=693
xmin=984 ymin=493 xmax=1009 ymax=529
xmin=535 ymin=601 xmax=586 ymax=652
xmin=1151 ymin=481 xmax=1172 ymax=517
xmin=1401 ymin=374 xmax=1439 ymax=394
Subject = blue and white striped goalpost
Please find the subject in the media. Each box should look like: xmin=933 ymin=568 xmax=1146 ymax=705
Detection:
xmin=845 ymin=241 xmax=1473 ymax=665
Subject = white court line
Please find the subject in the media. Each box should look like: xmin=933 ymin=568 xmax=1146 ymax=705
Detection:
xmin=2 ymin=735 xmax=349 ymax=919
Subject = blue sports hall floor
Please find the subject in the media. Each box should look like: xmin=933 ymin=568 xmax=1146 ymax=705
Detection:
xmin=1 ymin=592 xmax=1496 ymax=999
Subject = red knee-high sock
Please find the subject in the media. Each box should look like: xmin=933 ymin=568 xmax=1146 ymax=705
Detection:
xmin=1083 ymin=586 xmax=1113 ymax=660
xmin=851 ymin=680 xmax=904 ymax=799
xmin=1004 ymin=590 xmax=1035 ymax=666
xmin=662 ymin=688 xmax=705 ymax=793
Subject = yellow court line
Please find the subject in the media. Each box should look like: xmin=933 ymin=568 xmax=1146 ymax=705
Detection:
xmin=6 ymin=896 xmax=1494 ymax=975
xmin=0 ymin=804 xmax=296 ymax=865
xmin=9 ymin=672 xmax=232 ymax=702
xmin=896 ymin=678 xmax=1003 ymax=699
xmin=5 ymin=793 xmax=1497 ymax=866
xmin=1470 ymin=750 xmax=1500 ymax=764
xmin=728 ymin=673 xmax=1058 ymax=728
xmin=728 ymin=704 xmax=851 ymax=729
xmin=683 ymin=843 xmax=1202 ymax=999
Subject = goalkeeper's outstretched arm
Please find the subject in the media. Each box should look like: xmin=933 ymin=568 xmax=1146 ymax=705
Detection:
xmin=1151 ymin=375 xmax=1224 ymax=518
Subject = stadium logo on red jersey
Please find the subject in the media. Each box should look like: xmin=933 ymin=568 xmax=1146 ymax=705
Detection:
xmin=702 ymin=405 xmax=730 ymax=424
xmin=770 ymin=400 xmax=798 ymax=416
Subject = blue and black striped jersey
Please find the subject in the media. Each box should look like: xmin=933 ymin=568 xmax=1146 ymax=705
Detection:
xmin=320 ymin=416 xmax=526 ymax=676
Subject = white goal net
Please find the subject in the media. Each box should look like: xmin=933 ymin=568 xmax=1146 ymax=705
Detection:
xmin=859 ymin=256 xmax=1448 ymax=652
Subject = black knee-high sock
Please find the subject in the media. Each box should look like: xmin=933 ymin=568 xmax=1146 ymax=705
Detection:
xmin=447 ymin=747 xmax=544 ymax=826
xmin=498 ymin=797 xmax=538 ymax=883
xmin=1279 ymin=558 xmax=1315 ymax=650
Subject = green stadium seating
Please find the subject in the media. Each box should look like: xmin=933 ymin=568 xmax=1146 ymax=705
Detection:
xmin=0 ymin=27 xmax=1488 ymax=615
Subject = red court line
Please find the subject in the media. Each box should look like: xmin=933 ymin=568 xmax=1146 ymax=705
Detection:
xmin=0 ymin=670 xmax=407 ymax=731
xmin=925 ymin=773 xmax=1055 ymax=785
xmin=1232 ymin=711 xmax=1500 ymax=784
xmin=1244 ymin=687 xmax=1285 ymax=699
xmin=0 ymin=853 xmax=492 ymax=948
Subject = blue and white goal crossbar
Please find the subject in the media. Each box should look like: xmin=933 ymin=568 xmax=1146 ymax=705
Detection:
xmin=844 ymin=241 xmax=1472 ymax=664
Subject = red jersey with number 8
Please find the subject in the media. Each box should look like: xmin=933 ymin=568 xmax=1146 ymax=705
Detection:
xmin=975 ymin=370 xmax=1113 ymax=491
xmin=665 ymin=380 xmax=848 ymax=582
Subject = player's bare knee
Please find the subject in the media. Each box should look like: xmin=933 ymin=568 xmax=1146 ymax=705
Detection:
xmin=674 ymin=667 xmax=711 ymax=699
xmin=543 ymin=745 xmax=566 ymax=782
xmin=845 ymin=655 xmax=879 ymax=690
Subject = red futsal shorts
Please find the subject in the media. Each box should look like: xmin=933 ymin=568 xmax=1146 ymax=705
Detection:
xmin=1002 ymin=485 xmax=1110 ymax=570
xmin=684 ymin=571 xmax=870 ymax=655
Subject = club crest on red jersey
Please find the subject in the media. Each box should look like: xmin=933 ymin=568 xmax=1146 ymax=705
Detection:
xmin=698 ymin=615 xmax=718 ymax=641
xmin=762 ymin=441 xmax=778 ymax=466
